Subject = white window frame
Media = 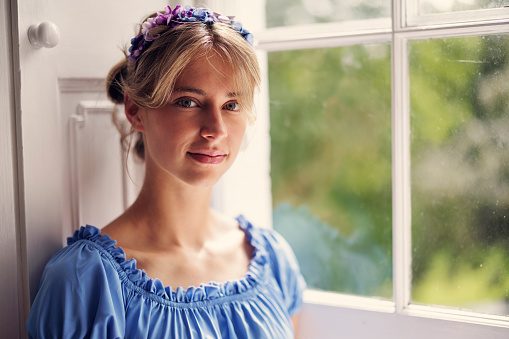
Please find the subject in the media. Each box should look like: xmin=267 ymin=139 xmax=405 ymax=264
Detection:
xmin=404 ymin=0 xmax=509 ymax=27
xmin=232 ymin=0 xmax=509 ymax=337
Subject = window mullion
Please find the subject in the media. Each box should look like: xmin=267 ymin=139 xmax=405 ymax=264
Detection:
xmin=392 ymin=0 xmax=412 ymax=318
xmin=392 ymin=31 xmax=412 ymax=314
xmin=394 ymin=0 xmax=408 ymax=30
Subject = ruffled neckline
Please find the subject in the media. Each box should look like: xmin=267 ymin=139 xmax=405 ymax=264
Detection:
xmin=67 ymin=215 xmax=268 ymax=303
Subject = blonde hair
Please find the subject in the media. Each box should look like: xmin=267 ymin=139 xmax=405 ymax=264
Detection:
xmin=107 ymin=16 xmax=261 ymax=159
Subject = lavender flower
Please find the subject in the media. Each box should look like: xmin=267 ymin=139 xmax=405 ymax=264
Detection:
xmin=127 ymin=5 xmax=254 ymax=63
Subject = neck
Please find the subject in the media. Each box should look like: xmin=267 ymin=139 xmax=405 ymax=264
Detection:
xmin=125 ymin=164 xmax=217 ymax=250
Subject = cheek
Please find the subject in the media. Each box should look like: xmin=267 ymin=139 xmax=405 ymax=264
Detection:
xmin=144 ymin=121 xmax=190 ymax=156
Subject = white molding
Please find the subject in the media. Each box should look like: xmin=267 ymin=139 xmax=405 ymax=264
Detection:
xmin=70 ymin=100 xmax=116 ymax=227
xmin=396 ymin=22 xmax=509 ymax=39
xmin=304 ymin=290 xmax=395 ymax=314
xmin=258 ymin=31 xmax=393 ymax=51
xmin=404 ymin=304 xmax=509 ymax=328
xmin=257 ymin=18 xmax=392 ymax=51
xmin=69 ymin=100 xmax=127 ymax=229
xmin=303 ymin=290 xmax=509 ymax=328
xmin=406 ymin=7 xmax=509 ymax=28
xmin=299 ymin=302 xmax=509 ymax=339
xmin=58 ymin=78 xmax=106 ymax=93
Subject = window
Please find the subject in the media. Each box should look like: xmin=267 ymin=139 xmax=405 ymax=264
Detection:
xmin=417 ymin=0 xmax=507 ymax=14
xmin=269 ymin=44 xmax=393 ymax=298
xmin=266 ymin=0 xmax=391 ymax=27
xmin=409 ymin=34 xmax=509 ymax=314
xmin=234 ymin=0 xmax=509 ymax=337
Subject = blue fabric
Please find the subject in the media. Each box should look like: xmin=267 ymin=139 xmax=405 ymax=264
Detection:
xmin=26 ymin=216 xmax=306 ymax=338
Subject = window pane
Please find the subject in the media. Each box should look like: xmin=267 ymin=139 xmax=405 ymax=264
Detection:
xmin=266 ymin=0 xmax=391 ymax=28
xmin=410 ymin=35 xmax=509 ymax=315
xmin=269 ymin=44 xmax=392 ymax=298
xmin=418 ymin=0 xmax=507 ymax=14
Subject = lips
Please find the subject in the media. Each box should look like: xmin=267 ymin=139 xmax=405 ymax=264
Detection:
xmin=187 ymin=150 xmax=227 ymax=164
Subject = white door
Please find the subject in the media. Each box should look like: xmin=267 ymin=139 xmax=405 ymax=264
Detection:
xmin=7 ymin=0 xmax=173 ymax=336
xmin=7 ymin=1 xmax=269 ymax=337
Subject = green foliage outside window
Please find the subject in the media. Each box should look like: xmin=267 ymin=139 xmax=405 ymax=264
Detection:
xmin=269 ymin=44 xmax=393 ymax=298
xmin=266 ymin=0 xmax=390 ymax=28
xmin=410 ymin=35 xmax=509 ymax=313
xmin=269 ymin=35 xmax=509 ymax=314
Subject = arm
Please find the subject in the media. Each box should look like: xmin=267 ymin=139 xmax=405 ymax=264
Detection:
xmin=292 ymin=313 xmax=301 ymax=338
xmin=262 ymin=228 xmax=306 ymax=338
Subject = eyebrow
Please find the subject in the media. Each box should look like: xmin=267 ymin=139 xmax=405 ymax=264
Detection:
xmin=173 ymin=87 xmax=237 ymax=98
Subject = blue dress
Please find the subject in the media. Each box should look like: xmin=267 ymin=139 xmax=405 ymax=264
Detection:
xmin=26 ymin=216 xmax=306 ymax=338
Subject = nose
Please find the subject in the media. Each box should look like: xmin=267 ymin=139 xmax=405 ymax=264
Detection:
xmin=200 ymin=107 xmax=228 ymax=140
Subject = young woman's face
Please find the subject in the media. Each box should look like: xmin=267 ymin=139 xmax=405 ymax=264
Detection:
xmin=131 ymin=53 xmax=248 ymax=188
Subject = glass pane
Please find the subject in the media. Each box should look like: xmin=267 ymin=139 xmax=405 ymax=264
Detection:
xmin=410 ymin=35 xmax=509 ymax=315
xmin=419 ymin=0 xmax=508 ymax=14
xmin=266 ymin=0 xmax=391 ymax=28
xmin=269 ymin=44 xmax=392 ymax=298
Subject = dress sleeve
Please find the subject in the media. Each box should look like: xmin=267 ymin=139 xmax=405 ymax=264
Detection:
xmin=263 ymin=229 xmax=307 ymax=317
xmin=26 ymin=241 xmax=125 ymax=339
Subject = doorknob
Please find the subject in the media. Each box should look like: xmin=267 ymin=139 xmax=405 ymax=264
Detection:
xmin=28 ymin=22 xmax=60 ymax=48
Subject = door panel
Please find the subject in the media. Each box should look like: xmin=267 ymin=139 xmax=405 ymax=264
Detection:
xmin=59 ymin=79 xmax=144 ymax=233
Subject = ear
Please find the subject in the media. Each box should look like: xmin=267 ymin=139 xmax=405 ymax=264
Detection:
xmin=124 ymin=94 xmax=145 ymax=132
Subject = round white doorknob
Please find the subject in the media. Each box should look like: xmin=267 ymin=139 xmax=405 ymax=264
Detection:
xmin=28 ymin=22 xmax=60 ymax=48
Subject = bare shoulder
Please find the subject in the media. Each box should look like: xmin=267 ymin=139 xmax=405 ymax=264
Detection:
xmin=100 ymin=215 xmax=136 ymax=249
xmin=209 ymin=209 xmax=253 ymax=257
xmin=209 ymin=209 xmax=242 ymax=234
xmin=100 ymin=217 xmax=123 ymax=239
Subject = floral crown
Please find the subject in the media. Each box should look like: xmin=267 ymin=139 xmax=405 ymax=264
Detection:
xmin=127 ymin=5 xmax=254 ymax=63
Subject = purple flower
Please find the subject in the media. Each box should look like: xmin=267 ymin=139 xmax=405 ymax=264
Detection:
xmin=127 ymin=5 xmax=255 ymax=63
xmin=214 ymin=13 xmax=230 ymax=23
xmin=155 ymin=13 xmax=166 ymax=25
xmin=244 ymin=33 xmax=254 ymax=46
xmin=231 ymin=21 xmax=243 ymax=32
xmin=172 ymin=5 xmax=181 ymax=14
xmin=194 ymin=8 xmax=207 ymax=19
xmin=141 ymin=17 xmax=158 ymax=35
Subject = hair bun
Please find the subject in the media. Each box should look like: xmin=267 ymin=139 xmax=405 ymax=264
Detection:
xmin=107 ymin=59 xmax=128 ymax=104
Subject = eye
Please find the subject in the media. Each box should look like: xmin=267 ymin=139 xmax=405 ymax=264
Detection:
xmin=176 ymin=98 xmax=198 ymax=108
xmin=223 ymin=101 xmax=239 ymax=111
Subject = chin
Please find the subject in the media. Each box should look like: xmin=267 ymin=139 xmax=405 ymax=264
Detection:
xmin=179 ymin=172 xmax=225 ymax=188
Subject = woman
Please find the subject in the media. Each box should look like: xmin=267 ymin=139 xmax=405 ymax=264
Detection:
xmin=27 ymin=5 xmax=305 ymax=338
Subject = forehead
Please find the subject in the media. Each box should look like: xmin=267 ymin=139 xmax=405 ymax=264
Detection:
xmin=174 ymin=53 xmax=234 ymax=90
